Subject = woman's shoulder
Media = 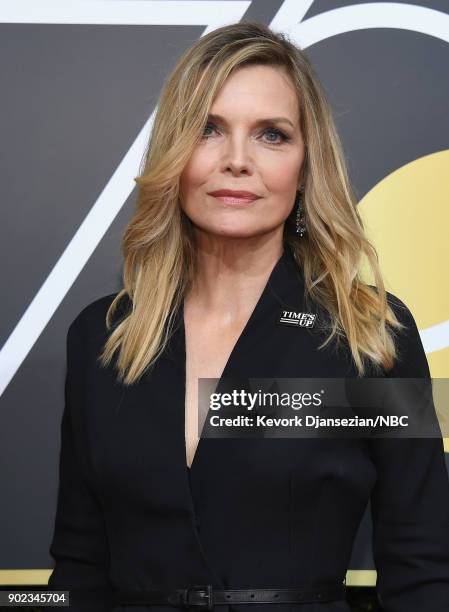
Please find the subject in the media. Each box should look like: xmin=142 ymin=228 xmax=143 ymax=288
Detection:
xmin=68 ymin=291 xmax=131 ymax=340
xmin=365 ymin=285 xmax=429 ymax=376
xmin=367 ymin=284 xmax=415 ymax=327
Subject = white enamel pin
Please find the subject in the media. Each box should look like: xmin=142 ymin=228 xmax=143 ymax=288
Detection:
xmin=278 ymin=309 xmax=316 ymax=328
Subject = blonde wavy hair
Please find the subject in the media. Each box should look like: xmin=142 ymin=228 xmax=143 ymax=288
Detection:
xmin=98 ymin=21 xmax=404 ymax=385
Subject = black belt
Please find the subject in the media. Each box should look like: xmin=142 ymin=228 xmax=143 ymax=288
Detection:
xmin=115 ymin=582 xmax=347 ymax=608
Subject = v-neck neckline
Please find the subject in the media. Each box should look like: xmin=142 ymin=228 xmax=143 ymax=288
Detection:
xmin=179 ymin=245 xmax=294 ymax=473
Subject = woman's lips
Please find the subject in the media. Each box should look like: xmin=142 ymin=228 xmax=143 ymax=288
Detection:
xmin=211 ymin=194 xmax=259 ymax=205
xmin=209 ymin=190 xmax=260 ymax=204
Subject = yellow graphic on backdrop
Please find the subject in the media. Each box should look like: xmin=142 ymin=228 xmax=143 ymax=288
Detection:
xmin=358 ymin=149 xmax=449 ymax=452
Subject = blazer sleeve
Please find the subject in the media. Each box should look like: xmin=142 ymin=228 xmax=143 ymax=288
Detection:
xmin=46 ymin=317 xmax=115 ymax=611
xmin=368 ymin=294 xmax=449 ymax=611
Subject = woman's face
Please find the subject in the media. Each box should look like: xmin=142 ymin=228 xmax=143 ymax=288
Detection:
xmin=179 ymin=64 xmax=306 ymax=240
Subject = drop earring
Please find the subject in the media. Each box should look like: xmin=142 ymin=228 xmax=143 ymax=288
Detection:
xmin=295 ymin=186 xmax=306 ymax=237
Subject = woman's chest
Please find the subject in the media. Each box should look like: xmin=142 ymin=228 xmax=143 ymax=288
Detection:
xmin=83 ymin=302 xmax=378 ymax=514
xmin=85 ymin=358 xmax=376 ymax=520
xmin=184 ymin=316 xmax=253 ymax=467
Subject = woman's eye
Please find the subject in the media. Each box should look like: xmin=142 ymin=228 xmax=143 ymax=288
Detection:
xmin=201 ymin=122 xmax=289 ymax=145
xmin=202 ymin=122 xmax=217 ymax=138
xmin=262 ymin=127 xmax=289 ymax=145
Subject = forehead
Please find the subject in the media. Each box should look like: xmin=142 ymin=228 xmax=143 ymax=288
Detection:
xmin=210 ymin=64 xmax=299 ymax=124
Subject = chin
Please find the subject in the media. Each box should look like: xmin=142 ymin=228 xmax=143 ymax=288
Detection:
xmin=208 ymin=225 xmax=274 ymax=239
xmin=190 ymin=214 xmax=279 ymax=238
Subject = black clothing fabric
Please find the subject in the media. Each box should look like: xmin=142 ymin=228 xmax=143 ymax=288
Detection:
xmin=47 ymin=244 xmax=449 ymax=611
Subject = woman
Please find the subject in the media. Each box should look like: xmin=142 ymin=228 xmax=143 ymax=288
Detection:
xmin=47 ymin=21 xmax=449 ymax=612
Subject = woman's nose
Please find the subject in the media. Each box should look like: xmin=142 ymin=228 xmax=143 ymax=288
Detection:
xmin=220 ymin=134 xmax=253 ymax=174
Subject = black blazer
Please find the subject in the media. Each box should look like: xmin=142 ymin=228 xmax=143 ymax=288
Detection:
xmin=47 ymin=243 xmax=449 ymax=611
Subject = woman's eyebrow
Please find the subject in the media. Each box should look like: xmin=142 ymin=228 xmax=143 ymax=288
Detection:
xmin=208 ymin=113 xmax=295 ymax=128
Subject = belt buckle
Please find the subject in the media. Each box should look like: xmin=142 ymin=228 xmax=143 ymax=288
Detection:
xmin=181 ymin=584 xmax=213 ymax=611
